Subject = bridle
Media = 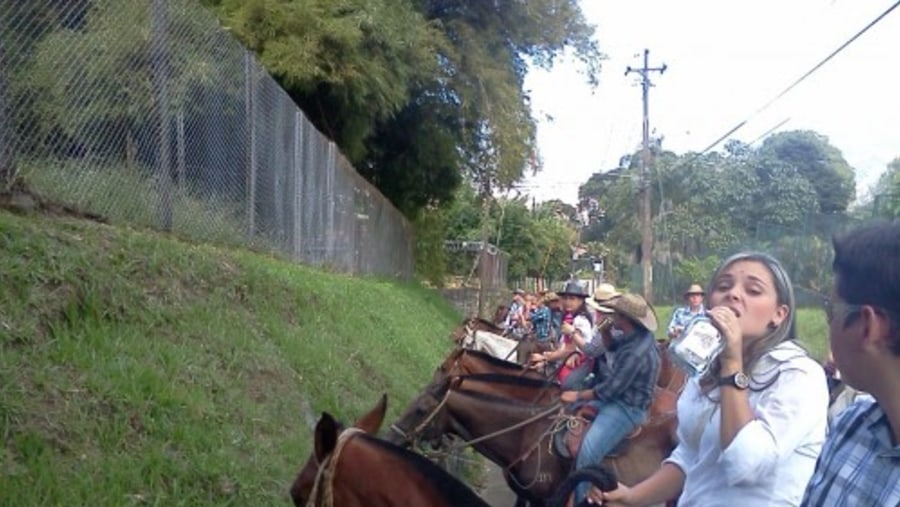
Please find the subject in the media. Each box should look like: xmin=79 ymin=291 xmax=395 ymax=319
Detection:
xmin=305 ymin=427 xmax=363 ymax=507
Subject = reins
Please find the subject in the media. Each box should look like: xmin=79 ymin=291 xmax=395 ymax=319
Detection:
xmin=306 ymin=427 xmax=363 ymax=507
xmin=449 ymin=402 xmax=563 ymax=449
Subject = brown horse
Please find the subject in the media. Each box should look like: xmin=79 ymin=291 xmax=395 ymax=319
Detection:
xmin=386 ymin=348 xmax=550 ymax=444
xmin=449 ymin=317 xmax=507 ymax=343
xmin=389 ymin=344 xmax=686 ymax=505
xmin=290 ymin=394 xmax=491 ymax=507
xmin=388 ymin=376 xmax=680 ymax=507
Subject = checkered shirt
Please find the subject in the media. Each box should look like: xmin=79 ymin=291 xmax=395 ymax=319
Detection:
xmin=801 ymin=398 xmax=900 ymax=506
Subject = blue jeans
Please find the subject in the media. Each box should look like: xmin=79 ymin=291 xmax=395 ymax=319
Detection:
xmin=574 ymin=401 xmax=646 ymax=503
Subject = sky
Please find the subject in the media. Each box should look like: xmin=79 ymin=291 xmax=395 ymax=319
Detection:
xmin=520 ymin=0 xmax=900 ymax=206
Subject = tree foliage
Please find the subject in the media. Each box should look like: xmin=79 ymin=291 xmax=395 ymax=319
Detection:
xmin=429 ymin=185 xmax=576 ymax=285
xmin=872 ymin=157 xmax=900 ymax=218
xmin=18 ymin=0 xmax=232 ymax=160
xmin=759 ymin=130 xmax=855 ymax=213
xmin=205 ymin=0 xmax=602 ymax=215
xmin=577 ymin=130 xmax=857 ymax=296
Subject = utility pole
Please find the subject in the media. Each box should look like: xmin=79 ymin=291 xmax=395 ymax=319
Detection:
xmin=626 ymin=49 xmax=666 ymax=304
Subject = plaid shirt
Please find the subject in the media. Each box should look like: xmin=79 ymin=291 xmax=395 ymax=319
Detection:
xmin=590 ymin=328 xmax=660 ymax=412
xmin=801 ymin=398 xmax=900 ymax=506
xmin=667 ymin=305 xmax=704 ymax=336
xmin=529 ymin=306 xmax=551 ymax=341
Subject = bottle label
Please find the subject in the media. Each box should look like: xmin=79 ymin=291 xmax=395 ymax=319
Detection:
xmin=670 ymin=318 xmax=723 ymax=376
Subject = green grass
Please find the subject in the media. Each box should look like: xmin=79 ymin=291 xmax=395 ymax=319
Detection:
xmin=22 ymin=159 xmax=256 ymax=248
xmin=654 ymin=306 xmax=829 ymax=361
xmin=0 ymin=210 xmax=459 ymax=506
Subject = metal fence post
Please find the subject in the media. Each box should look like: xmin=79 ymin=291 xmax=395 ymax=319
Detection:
xmin=150 ymin=0 xmax=173 ymax=231
xmin=292 ymin=111 xmax=304 ymax=260
xmin=326 ymin=142 xmax=336 ymax=259
xmin=244 ymin=50 xmax=257 ymax=239
xmin=0 ymin=21 xmax=14 ymax=191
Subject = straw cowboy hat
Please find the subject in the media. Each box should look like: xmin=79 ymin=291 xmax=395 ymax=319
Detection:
xmin=557 ymin=280 xmax=588 ymax=298
xmin=541 ymin=291 xmax=559 ymax=304
xmin=585 ymin=283 xmax=621 ymax=313
xmin=684 ymin=283 xmax=705 ymax=297
xmin=595 ymin=293 xmax=659 ymax=332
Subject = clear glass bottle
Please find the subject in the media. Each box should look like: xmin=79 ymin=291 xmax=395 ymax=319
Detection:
xmin=668 ymin=314 xmax=725 ymax=376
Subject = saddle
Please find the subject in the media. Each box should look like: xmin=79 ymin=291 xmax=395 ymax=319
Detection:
xmin=554 ymin=387 xmax=677 ymax=460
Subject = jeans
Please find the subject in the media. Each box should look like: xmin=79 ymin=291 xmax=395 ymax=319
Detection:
xmin=574 ymin=400 xmax=647 ymax=503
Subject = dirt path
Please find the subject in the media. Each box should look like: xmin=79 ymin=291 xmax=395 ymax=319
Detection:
xmin=479 ymin=460 xmax=517 ymax=507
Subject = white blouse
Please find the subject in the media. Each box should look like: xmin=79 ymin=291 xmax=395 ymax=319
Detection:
xmin=665 ymin=341 xmax=828 ymax=506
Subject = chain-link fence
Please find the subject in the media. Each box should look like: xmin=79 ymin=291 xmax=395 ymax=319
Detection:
xmin=0 ymin=0 xmax=414 ymax=279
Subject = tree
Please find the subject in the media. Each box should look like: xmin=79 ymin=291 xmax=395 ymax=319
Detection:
xmin=759 ymin=130 xmax=855 ymax=213
xmin=205 ymin=0 xmax=602 ymax=216
xmin=873 ymin=157 xmax=900 ymax=218
xmin=23 ymin=0 xmax=230 ymax=162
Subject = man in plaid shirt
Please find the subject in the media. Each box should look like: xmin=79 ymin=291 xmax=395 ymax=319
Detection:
xmin=801 ymin=222 xmax=900 ymax=506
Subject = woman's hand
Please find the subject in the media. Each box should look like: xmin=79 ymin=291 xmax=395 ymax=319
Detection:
xmin=587 ymin=482 xmax=633 ymax=505
xmin=529 ymin=352 xmax=546 ymax=367
xmin=561 ymin=322 xmax=575 ymax=335
xmin=708 ymin=305 xmax=743 ymax=366
xmin=565 ymin=354 xmax=580 ymax=368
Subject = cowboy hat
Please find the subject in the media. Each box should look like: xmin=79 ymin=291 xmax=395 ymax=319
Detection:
xmin=594 ymin=293 xmax=659 ymax=332
xmin=585 ymin=283 xmax=621 ymax=312
xmin=684 ymin=284 xmax=705 ymax=296
xmin=541 ymin=291 xmax=559 ymax=303
xmin=557 ymin=280 xmax=588 ymax=298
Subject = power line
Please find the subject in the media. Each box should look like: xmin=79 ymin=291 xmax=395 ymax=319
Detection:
xmin=695 ymin=0 xmax=900 ymax=156
xmin=747 ymin=117 xmax=791 ymax=146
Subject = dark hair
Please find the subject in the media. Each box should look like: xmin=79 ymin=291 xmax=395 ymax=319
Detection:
xmin=832 ymin=220 xmax=900 ymax=355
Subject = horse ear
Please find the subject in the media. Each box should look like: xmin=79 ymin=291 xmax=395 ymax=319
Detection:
xmin=449 ymin=376 xmax=464 ymax=390
xmin=314 ymin=412 xmax=339 ymax=462
xmin=354 ymin=394 xmax=387 ymax=434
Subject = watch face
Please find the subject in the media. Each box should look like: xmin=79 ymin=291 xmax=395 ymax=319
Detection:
xmin=734 ymin=372 xmax=750 ymax=389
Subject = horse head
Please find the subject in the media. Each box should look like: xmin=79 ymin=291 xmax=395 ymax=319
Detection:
xmin=385 ymin=376 xmax=461 ymax=448
xmin=449 ymin=316 xmax=480 ymax=344
xmin=290 ymin=395 xmax=387 ymax=506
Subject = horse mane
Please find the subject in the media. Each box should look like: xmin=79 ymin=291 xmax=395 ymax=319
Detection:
xmin=454 ymin=387 xmax=556 ymax=409
xmin=461 ymin=372 xmax=560 ymax=389
xmin=361 ymin=434 xmax=491 ymax=507
xmin=469 ymin=316 xmax=502 ymax=329
xmin=462 ymin=349 xmax=524 ymax=370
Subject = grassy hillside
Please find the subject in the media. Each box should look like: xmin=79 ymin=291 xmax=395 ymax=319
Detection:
xmin=0 ymin=210 xmax=459 ymax=506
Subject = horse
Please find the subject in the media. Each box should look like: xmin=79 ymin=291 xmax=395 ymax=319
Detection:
xmin=289 ymin=394 xmax=491 ymax=507
xmin=386 ymin=348 xmax=550 ymax=444
xmin=450 ymin=316 xmax=507 ymax=343
xmin=388 ymin=376 xmax=680 ymax=507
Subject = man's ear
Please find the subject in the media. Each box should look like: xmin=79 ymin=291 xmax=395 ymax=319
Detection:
xmin=860 ymin=305 xmax=891 ymax=352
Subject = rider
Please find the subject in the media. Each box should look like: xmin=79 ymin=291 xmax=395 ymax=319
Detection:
xmin=529 ymin=281 xmax=593 ymax=384
xmin=504 ymin=289 xmax=527 ymax=338
xmin=559 ymin=283 xmax=623 ymax=389
xmin=530 ymin=292 xmax=554 ymax=344
xmin=667 ymin=283 xmax=706 ymax=339
xmin=560 ymin=293 xmax=662 ymax=505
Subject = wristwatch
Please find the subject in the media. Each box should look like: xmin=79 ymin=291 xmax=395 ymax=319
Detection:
xmin=718 ymin=371 xmax=750 ymax=390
